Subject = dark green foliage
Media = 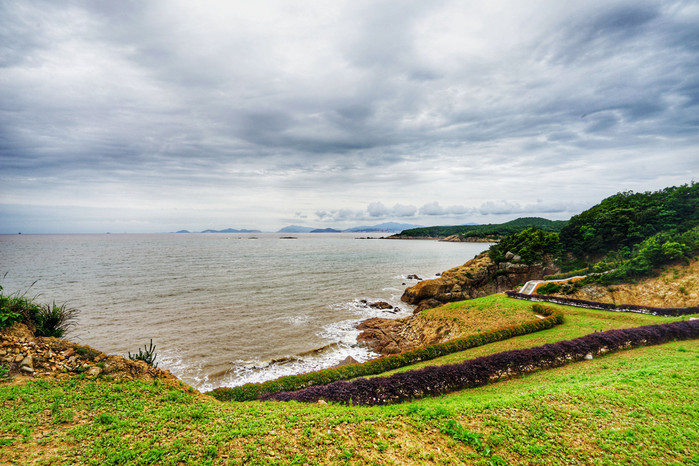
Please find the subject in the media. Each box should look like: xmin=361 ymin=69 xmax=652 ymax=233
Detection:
xmin=0 ymin=285 xmax=40 ymax=331
xmin=128 ymin=340 xmax=158 ymax=368
xmin=266 ymin=320 xmax=699 ymax=405
xmin=537 ymin=282 xmax=566 ymax=295
xmin=34 ymin=301 xmax=79 ymax=338
xmin=210 ymin=306 xmax=564 ymax=402
xmin=0 ymin=363 xmax=10 ymax=382
xmin=488 ymin=228 xmax=561 ymax=264
xmin=559 ymin=183 xmax=699 ymax=258
xmin=398 ymin=217 xmax=568 ymax=239
xmin=487 ymin=184 xmax=698 ymax=282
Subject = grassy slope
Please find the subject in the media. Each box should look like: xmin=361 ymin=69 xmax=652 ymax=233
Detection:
xmin=419 ymin=294 xmax=539 ymax=337
xmin=1 ymin=296 xmax=697 ymax=465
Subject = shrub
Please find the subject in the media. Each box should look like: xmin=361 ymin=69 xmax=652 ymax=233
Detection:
xmin=128 ymin=339 xmax=158 ymax=368
xmin=0 ymin=284 xmax=79 ymax=336
xmin=536 ymin=283 xmax=562 ymax=295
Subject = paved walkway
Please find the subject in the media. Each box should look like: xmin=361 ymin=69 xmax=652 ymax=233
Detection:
xmin=518 ymin=276 xmax=589 ymax=295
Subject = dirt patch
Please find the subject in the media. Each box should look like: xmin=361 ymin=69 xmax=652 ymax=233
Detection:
xmin=0 ymin=323 xmax=184 ymax=387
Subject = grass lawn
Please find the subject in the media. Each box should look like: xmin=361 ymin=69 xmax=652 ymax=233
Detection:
xmin=419 ymin=293 xmax=540 ymax=337
xmin=1 ymin=295 xmax=697 ymax=465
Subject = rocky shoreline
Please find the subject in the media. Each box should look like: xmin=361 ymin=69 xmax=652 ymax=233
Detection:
xmin=0 ymin=323 xmax=182 ymax=386
xmin=356 ymin=250 xmax=560 ymax=355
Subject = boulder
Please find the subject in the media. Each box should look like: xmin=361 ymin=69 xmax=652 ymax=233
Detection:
xmin=357 ymin=315 xmax=459 ymax=355
xmin=336 ymin=356 xmax=360 ymax=367
xmin=368 ymin=301 xmax=393 ymax=310
xmin=413 ymin=299 xmax=443 ymax=314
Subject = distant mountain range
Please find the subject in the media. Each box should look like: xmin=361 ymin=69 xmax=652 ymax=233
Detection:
xmin=175 ymin=228 xmax=261 ymax=234
xmin=278 ymin=222 xmax=424 ymax=233
xmin=175 ymin=222 xmax=425 ymax=234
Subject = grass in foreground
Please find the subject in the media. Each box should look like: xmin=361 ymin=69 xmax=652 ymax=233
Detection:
xmin=1 ymin=292 xmax=698 ymax=464
xmin=0 ymin=340 xmax=696 ymax=465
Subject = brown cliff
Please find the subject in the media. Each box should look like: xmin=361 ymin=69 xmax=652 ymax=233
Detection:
xmin=548 ymin=259 xmax=699 ymax=308
xmin=401 ymin=251 xmax=559 ymax=308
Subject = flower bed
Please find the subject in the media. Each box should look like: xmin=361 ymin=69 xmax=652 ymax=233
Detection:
xmin=265 ymin=319 xmax=699 ymax=405
xmin=209 ymin=304 xmax=564 ymax=402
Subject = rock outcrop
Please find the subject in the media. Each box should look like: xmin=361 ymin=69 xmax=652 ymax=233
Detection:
xmin=401 ymin=251 xmax=559 ymax=309
xmin=0 ymin=323 xmax=182 ymax=385
xmin=357 ymin=315 xmax=459 ymax=355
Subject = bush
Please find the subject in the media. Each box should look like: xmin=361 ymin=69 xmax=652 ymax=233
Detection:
xmin=34 ymin=301 xmax=79 ymax=338
xmin=266 ymin=320 xmax=699 ymax=405
xmin=210 ymin=305 xmax=564 ymax=402
xmin=0 ymin=363 xmax=10 ymax=382
xmin=0 ymin=284 xmax=79 ymax=336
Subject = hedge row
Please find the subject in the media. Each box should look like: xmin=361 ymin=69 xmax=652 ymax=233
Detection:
xmin=505 ymin=291 xmax=699 ymax=317
xmin=265 ymin=319 xmax=699 ymax=405
xmin=209 ymin=305 xmax=564 ymax=402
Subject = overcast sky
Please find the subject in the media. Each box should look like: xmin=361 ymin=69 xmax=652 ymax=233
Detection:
xmin=1 ymin=0 xmax=698 ymax=233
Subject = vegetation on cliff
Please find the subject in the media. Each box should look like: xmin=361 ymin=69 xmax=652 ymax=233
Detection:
xmin=560 ymin=183 xmax=699 ymax=259
xmin=493 ymin=184 xmax=699 ymax=278
xmin=488 ymin=228 xmax=561 ymax=265
xmin=0 ymin=284 xmax=79 ymax=338
xmin=401 ymin=183 xmax=699 ymax=309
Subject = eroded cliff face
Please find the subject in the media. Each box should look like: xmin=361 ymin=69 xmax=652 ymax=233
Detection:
xmin=401 ymin=251 xmax=559 ymax=308
xmin=552 ymin=259 xmax=699 ymax=308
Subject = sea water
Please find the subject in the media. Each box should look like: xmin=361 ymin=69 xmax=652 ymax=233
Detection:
xmin=0 ymin=233 xmax=490 ymax=391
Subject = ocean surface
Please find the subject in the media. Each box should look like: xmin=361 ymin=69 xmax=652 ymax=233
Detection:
xmin=0 ymin=233 xmax=490 ymax=391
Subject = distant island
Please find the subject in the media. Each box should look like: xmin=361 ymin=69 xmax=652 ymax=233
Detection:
xmin=175 ymin=228 xmax=261 ymax=234
xmin=177 ymin=222 xmax=425 ymax=234
xmin=278 ymin=222 xmax=424 ymax=233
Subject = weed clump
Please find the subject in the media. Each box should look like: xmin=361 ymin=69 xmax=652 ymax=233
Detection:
xmin=0 ymin=283 xmax=79 ymax=337
xmin=128 ymin=339 xmax=158 ymax=368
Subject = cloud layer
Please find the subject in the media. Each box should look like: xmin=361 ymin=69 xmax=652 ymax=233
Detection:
xmin=1 ymin=0 xmax=698 ymax=232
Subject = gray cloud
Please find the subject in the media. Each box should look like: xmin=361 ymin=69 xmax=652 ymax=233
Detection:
xmin=1 ymin=0 xmax=698 ymax=233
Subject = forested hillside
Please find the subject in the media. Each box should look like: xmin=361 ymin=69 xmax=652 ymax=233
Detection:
xmin=559 ymin=183 xmax=699 ymax=258
xmin=395 ymin=217 xmax=568 ymax=239
xmin=493 ymin=183 xmax=699 ymax=282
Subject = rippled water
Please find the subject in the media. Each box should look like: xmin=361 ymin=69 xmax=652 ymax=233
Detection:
xmin=0 ymin=233 xmax=490 ymax=390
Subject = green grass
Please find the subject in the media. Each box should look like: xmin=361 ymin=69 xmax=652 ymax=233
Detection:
xmin=379 ymin=294 xmax=683 ymax=374
xmin=1 ymin=295 xmax=697 ymax=465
